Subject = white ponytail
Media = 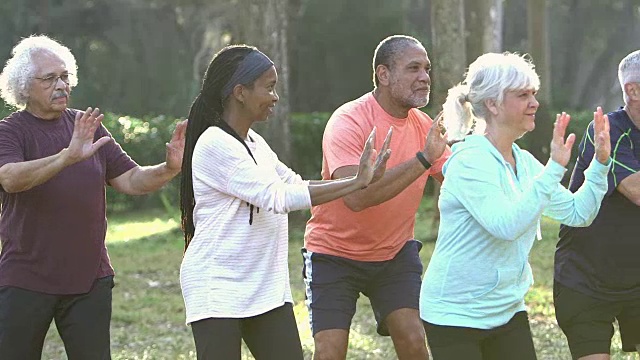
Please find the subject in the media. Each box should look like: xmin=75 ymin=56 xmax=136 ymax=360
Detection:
xmin=441 ymin=52 xmax=539 ymax=140
xmin=442 ymin=84 xmax=479 ymax=140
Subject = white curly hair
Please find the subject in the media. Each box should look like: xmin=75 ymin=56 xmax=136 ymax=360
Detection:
xmin=0 ymin=35 xmax=78 ymax=108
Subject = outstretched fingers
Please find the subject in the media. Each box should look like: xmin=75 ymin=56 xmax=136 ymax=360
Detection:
xmin=67 ymin=107 xmax=111 ymax=163
xmin=74 ymin=107 xmax=103 ymax=137
xmin=433 ymin=111 xmax=444 ymax=130
xmin=375 ymin=127 xmax=393 ymax=168
xmin=363 ymin=127 xmax=376 ymax=162
xmin=564 ymin=133 xmax=576 ymax=151
xmin=92 ymin=136 xmax=112 ymax=150
xmin=555 ymin=112 xmax=576 ymax=149
xmin=553 ymin=112 xmax=569 ymax=142
xmin=170 ymin=119 xmax=188 ymax=143
xmin=593 ymin=107 xmax=611 ymax=163
xmin=429 ymin=111 xmax=444 ymax=137
xmin=380 ymin=127 xmax=392 ymax=155
xmin=593 ymin=107 xmax=604 ymax=134
xmin=549 ymin=112 xmax=576 ymax=168
xmin=423 ymin=112 xmax=448 ymax=163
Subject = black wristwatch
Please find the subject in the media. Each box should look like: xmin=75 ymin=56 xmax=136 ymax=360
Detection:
xmin=416 ymin=151 xmax=431 ymax=169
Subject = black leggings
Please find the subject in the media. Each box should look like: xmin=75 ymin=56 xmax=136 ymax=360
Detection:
xmin=191 ymin=303 xmax=304 ymax=360
xmin=423 ymin=311 xmax=537 ymax=360
xmin=0 ymin=277 xmax=114 ymax=360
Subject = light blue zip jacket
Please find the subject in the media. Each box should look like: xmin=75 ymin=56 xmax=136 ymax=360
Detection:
xmin=420 ymin=135 xmax=610 ymax=329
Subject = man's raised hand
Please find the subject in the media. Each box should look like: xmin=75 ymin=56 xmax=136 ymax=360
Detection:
xmin=370 ymin=127 xmax=392 ymax=184
xmin=423 ymin=112 xmax=448 ymax=164
xmin=165 ymin=119 xmax=188 ymax=172
xmin=65 ymin=107 xmax=111 ymax=165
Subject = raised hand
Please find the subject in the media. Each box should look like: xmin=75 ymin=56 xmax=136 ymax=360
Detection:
xmin=166 ymin=119 xmax=188 ymax=172
xmin=593 ymin=107 xmax=611 ymax=164
xmin=550 ymin=112 xmax=575 ymax=167
xmin=65 ymin=107 xmax=111 ymax=165
xmin=370 ymin=127 xmax=392 ymax=184
xmin=422 ymin=112 xmax=448 ymax=163
xmin=355 ymin=127 xmax=380 ymax=188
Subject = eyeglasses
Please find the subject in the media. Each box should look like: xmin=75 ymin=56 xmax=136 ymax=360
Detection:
xmin=33 ymin=73 xmax=73 ymax=89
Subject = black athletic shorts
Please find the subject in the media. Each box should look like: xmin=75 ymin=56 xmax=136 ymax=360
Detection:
xmin=302 ymin=240 xmax=423 ymax=336
xmin=554 ymin=281 xmax=640 ymax=358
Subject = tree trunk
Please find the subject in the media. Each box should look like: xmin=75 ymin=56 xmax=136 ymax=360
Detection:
xmin=431 ymin=0 xmax=467 ymax=108
xmin=234 ymin=0 xmax=292 ymax=164
xmin=525 ymin=0 xmax=552 ymax=161
xmin=465 ymin=0 xmax=503 ymax=62
xmin=431 ymin=0 xmax=467 ymax=221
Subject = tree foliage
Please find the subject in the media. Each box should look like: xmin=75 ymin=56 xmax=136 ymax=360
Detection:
xmin=1 ymin=0 xmax=639 ymax=152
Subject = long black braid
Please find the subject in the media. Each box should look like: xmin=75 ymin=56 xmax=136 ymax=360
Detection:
xmin=180 ymin=45 xmax=260 ymax=251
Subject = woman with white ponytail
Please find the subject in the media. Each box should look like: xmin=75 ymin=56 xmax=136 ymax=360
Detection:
xmin=419 ymin=52 xmax=612 ymax=359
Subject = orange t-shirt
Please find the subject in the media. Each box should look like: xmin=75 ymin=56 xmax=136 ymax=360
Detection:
xmin=304 ymin=92 xmax=449 ymax=261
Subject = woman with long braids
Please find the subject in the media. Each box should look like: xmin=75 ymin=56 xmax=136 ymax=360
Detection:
xmin=179 ymin=45 xmax=391 ymax=360
xmin=418 ymin=53 xmax=612 ymax=359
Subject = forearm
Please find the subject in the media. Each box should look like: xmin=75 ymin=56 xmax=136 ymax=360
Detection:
xmin=341 ymin=157 xmax=427 ymax=211
xmin=544 ymin=157 xmax=610 ymax=227
xmin=0 ymin=149 xmax=72 ymax=193
xmin=308 ymin=176 xmax=364 ymax=206
xmin=447 ymin=158 xmax=564 ymax=241
xmin=307 ymin=179 xmax=332 ymax=185
xmin=126 ymin=163 xmax=180 ymax=195
xmin=617 ymin=171 xmax=640 ymax=206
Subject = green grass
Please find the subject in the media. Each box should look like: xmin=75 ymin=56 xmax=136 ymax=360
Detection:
xmin=105 ymin=209 xmax=180 ymax=244
xmin=39 ymin=204 xmax=639 ymax=360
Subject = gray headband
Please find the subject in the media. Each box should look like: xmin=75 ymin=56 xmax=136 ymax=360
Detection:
xmin=221 ymin=50 xmax=274 ymax=99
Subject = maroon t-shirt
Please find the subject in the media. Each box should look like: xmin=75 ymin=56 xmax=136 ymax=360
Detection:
xmin=0 ymin=109 xmax=137 ymax=294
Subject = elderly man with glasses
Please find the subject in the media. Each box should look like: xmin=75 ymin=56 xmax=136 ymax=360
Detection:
xmin=0 ymin=35 xmax=186 ymax=360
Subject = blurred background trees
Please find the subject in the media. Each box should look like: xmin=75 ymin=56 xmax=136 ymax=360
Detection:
xmin=1 ymin=0 xmax=639 ymax=198
xmin=3 ymin=2 xmax=636 ymax=110
xmin=3 ymin=0 xmax=639 ymax=116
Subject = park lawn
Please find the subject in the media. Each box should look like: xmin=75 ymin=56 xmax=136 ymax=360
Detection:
xmin=39 ymin=204 xmax=635 ymax=360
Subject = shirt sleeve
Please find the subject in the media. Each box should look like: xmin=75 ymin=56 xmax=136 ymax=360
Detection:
xmin=608 ymin=120 xmax=640 ymax=194
xmin=0 ymin=121 xmax=24 ymax=193
xmin=576 ymin=119 xmax=640 ymax=196
xmin=0 ymin=121 xmax=24 ymax=169
xmin=322 ymin=111 xmax=367 ymax=177
xmin=97 ymin=124 xmax=138 ymax=180
xmin=274 ymin=159 xmax=307 ymax=185
xmin=444 ymin=149 xmax=565 ymax=241
xmin=193 ymin=130 xmax=311 ymax=214
xmin=542 ymin=153 xmax=610 ymax=226
xmin=254 ymin=130 xmax=306 ymax=185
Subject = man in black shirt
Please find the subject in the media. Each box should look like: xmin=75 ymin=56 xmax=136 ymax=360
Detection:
xmin=555 ymin=50 xmax=640 ymax=359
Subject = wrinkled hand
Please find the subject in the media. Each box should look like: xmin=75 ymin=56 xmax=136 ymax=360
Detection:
xmin=166 ymin=119 xmax=188 ymax=172
xmin=550 ymin=112 xmax=575 ymax=167
xmin=422 ymin=112 xmax=448 ymax=163
xmin=370 ymin=127 xmax=392 ymax=184
xmin=593 ymin=107 xmax=611 ymax=164
xmin=66 ymin=107 xmax=111 ymax=165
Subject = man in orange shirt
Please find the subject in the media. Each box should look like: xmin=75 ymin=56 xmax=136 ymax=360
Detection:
xmin=303 ymin=35 xmax=450 ymax=360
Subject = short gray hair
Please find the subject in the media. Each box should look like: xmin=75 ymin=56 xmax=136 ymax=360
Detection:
xmin=372 ymin=35 xmax=424 ymax=87
xmin=443 ymin=52 xmax=540 ymax=140
xmin=0 ymin=35 xmax=78 ymax=108
xmin=618 ymin=50 xmax=640 ymax=104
